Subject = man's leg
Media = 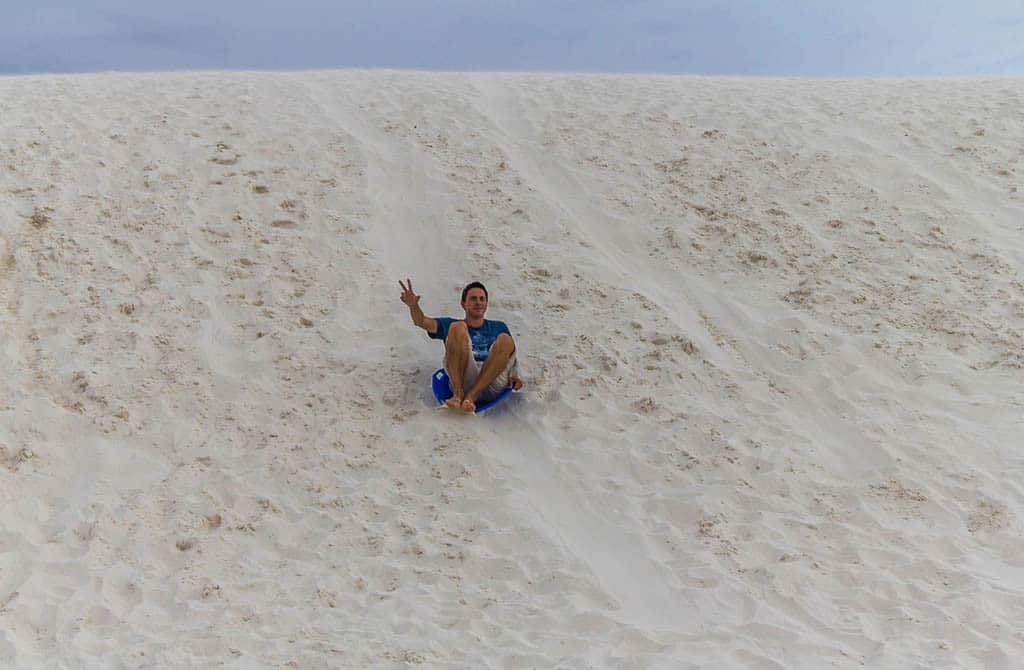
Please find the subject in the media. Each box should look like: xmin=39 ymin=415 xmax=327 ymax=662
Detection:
xmin=462 ymin=334 xmax=514 ymax=412
xmin=444 ymin=321 xmax=472 ymax=409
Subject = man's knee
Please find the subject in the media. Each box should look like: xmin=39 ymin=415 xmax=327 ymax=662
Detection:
xmin=493 ymin=333 xmax=514 ymax=353
xmin=448 ymin=321 xmax=469 ymax=341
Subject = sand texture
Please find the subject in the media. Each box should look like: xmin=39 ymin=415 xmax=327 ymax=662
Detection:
xmin=0 ymin=70 xmax=1022 ymax=668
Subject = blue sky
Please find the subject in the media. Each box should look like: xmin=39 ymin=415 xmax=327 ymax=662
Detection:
xmin=2 ymin=1 xmax=1022 ymax=76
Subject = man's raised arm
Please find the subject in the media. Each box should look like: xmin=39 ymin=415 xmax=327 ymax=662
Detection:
xmin=399 ymin=279 xmax=437 ymax=334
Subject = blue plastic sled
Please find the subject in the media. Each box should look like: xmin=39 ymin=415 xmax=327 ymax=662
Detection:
xmin=431 ymin=368 xmax=514 ymax=414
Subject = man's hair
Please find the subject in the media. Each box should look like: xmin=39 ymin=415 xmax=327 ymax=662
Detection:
xmin=461 ymin=281 xmax=488 ymax=303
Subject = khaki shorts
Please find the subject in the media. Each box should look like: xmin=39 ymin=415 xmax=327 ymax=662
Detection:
xmin=445 ymin=341 xmax=517 ymax=403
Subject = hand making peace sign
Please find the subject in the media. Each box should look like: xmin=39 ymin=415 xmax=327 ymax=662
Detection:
xmin=399 ymin=278 xmax=420 ymax=307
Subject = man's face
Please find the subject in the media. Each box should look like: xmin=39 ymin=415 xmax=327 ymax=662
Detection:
xmin=462 ymin=288 xmax=488 ymax=319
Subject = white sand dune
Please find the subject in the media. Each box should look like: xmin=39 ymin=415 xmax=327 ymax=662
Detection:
xmin=0 ymin=70 xmax=1022 ymax=668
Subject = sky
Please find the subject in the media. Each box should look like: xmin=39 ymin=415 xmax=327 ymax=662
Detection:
xmin=1 ymin=1 xmax=1023 ymax=77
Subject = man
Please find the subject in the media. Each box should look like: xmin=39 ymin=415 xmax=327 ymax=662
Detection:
xmin=400 ymin=278 xmax=523 ymax=412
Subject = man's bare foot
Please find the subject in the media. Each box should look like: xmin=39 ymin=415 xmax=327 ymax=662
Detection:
xmin=445 ymin=388 xmax=465 ymax=409
xmin=456 ymin=390 xmax=479 ymax=413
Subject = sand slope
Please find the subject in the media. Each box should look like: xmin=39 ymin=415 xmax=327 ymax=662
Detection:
xmin=0 ymin=70 xmax=1022 ymax=669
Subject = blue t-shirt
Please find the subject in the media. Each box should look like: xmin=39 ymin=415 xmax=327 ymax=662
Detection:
xmin=429 ymin=318 xmax=511 ymax=362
